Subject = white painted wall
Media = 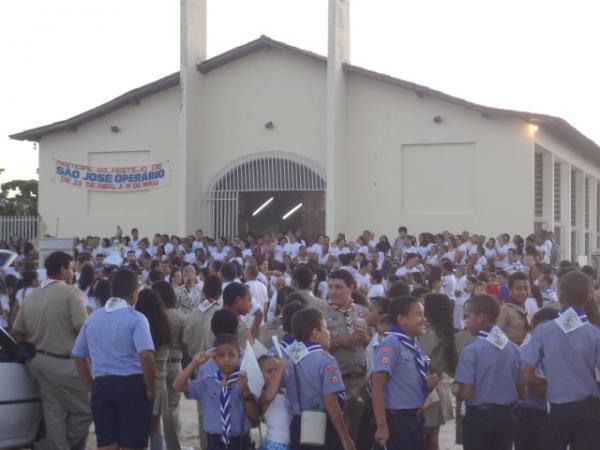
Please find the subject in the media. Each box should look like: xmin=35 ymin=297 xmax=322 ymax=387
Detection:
xmin=344 ymin=71 xmax=536 ymax=239
xmin=38 ymin=86 xmax=180 ymax=237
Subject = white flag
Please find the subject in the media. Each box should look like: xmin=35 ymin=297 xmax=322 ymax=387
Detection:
xmin=240 ymin=340 xmax=264 ymax=397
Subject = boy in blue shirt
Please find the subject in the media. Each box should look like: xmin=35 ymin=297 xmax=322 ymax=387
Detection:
xmin=173 ymin=333 xmax=258 ymax=450
xmin=514 ymin=307 xmax=558 ymax=450
xmin=72 ymin=268 xmax=156 ymax=450
xmin=522 ymin=270 xmax=600 ymax=450
xmin=284 ymin=307 xmax=354 ymax=450
xmin=371 ymin=296 xmax=439 ymax=450
xmin=454 ymin=294 xmax=523 ymax=450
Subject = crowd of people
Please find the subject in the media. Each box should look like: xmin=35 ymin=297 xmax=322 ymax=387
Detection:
xmin=1 ymin=225 xmax=599 ymax=450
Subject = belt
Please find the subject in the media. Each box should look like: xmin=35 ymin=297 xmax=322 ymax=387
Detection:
xmin=466 ymin=404 xmax=514 ymax=412
xmin=168 ymin=358 xmax=182 ymax=363
xmin=37 ymin=349 xmax=72 ymax=359
xmin=386 ymin=408 xmax=421 ymax=416
xmin=550 ymin=396 xmax=600 ymax=409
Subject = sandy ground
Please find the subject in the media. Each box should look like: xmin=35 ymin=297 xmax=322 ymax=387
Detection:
xmin=84 ymin=397 xmax=462 ymax=450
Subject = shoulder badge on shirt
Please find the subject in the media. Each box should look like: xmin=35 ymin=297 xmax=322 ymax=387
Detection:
xmin=555 ymin=308 xmax=587 ymax=334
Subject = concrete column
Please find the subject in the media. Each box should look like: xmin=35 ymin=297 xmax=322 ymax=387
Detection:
xmin=575 ymin=169 xmax=585 ymax=259
xmin=325 ymin=0 xmax=350 ymax=237
xmin=542 ymin=151 xmax=554 ymax=230
xmin=590 ymin=177 xmax=598 ymax=253
xmin=178 ymin=0 xmax=207 ymax=235
xmin=559 ymin=161 xmax=571 ymax=261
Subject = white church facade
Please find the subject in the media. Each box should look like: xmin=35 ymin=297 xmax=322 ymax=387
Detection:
xmin=11 ymin=0 xmax=600 ymax=261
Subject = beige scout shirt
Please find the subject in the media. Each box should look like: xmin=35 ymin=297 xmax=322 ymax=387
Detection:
xmin=165 ymin=308 xmax=184 ymax=360
xmin=183 ymin=302 xmax=219 ymax=357
xmin=325 ymin=302 xmax=369 ymax=376
xmin=497 ymin=302 xmax=530 ymax=345
xmin=258 ymin=316 xmax=285 ymax=348
xmin=299 ymin=291 xmax=330 ymax=317
xmin=13 ymin=281 xmax=87 ymax=356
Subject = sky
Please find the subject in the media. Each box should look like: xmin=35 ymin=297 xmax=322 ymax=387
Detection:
xmin=1 ymin=0 xmax=599 ymax=184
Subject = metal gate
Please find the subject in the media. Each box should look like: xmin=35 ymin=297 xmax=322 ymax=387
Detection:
xmin=207 ymin=152 xmax=326 ymax=238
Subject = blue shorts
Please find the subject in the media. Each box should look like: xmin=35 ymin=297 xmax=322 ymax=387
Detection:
xmin=91 ymin=374 xmax=153 ymax=449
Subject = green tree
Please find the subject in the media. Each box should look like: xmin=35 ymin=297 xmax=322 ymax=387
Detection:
xmin=0 ymin=171 xmax=38 ymax=215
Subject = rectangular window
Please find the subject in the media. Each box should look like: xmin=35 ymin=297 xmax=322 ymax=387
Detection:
xmin=554 ymin=163 xmax=561 ymax=222
xmin=534 ymin=153 xmax=543 ymax=217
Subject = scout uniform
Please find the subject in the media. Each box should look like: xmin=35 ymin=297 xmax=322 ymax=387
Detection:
xmin=13 ymin=280 xmax=92 ymax=450
xmin=187 ymin=366 xmax=253 ymax=450
xmin=496 ymin=302 xmax=530 ymax=345
xmin=183 ymin=299 xmax=220 ymax=450
xmin=373 ymin=326 xmax=430 ymax=450
xmin=514 ymin=336 xmax=547 ymax=450
xmin=284 ymin=340 xmax=346 ymax=450
xmin=164 ymin=307 xmax=184 ymax=450
xmin=325 ymin=301 xmax=369 ymax=441
xmin=72 ymin=297 xmax=155 ymax=449
xmin=454 ymin=326 xmax=522 ymax=450
xmin=521 ymin=307 xmax=600 ymax=450
xmin=184 ymin=299 xmax=220 ymax=357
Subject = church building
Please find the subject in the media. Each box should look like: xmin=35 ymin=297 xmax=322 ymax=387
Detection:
xmin=11 ymin=0 xmax=600 ymax=261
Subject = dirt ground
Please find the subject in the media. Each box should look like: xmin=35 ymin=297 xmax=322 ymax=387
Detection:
xmin=84 ymin=397 xmax=462 ymax=450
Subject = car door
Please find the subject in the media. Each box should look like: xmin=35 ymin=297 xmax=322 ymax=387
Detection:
xmin=0 ymin=327 xmax=43 ymax=450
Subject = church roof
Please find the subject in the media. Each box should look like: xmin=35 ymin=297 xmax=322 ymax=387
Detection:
xmin=10 ymin=35 xmax=600 ymax=162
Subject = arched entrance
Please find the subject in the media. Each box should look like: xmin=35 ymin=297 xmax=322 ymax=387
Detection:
xmin=207 ymin=152 xmax=326 ymax=240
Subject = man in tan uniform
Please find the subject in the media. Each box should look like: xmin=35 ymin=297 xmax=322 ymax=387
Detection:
xmin=292 ymin=266 xmax=330 ymax=316
xmin=325 ymin=269 xmax=370 ymax=443
xmin=12 ymin=251 xmax=91 ymax=450
xmin=182 ymin=274 xmax=222 ymax=450
xmin=497 ymin=271 xmax=531 ymax=345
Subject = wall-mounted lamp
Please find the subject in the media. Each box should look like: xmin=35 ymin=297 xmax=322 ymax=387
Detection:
xmin=111 ymin=126 xmax=120 ymax=133
xmin=433 ymin=116 xmax=443 ymax=124
xmin=264 ymin=121 xmax=274 ymax=129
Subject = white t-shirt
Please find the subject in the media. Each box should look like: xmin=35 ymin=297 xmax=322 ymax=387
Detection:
xmin=274 ymin=245 xmax=285 ymax=263
xmin=525 ymin=298 xmax=540 ymax=321
xmin=309 ymin=243 xmax=322 ymax=255
xmin=441 ymin=274 xmax=457 ymax=300
xmin=282 ymin=242 xmax=300 ymax=258
xmin=356 ymin=272 xmax=371 ymax=292
xmin=453 ymin=292 xmax=469 ymax=330
xmin=264 ymin=393 xmax=292 ymax=444
xmin=368 ymin=284 xmax=385 ymax=299
xmin=395 ymin=266 xmax=420 ymax=277
xmin=246 ymin=279 xmax=269 ymax=310
xmin=212 ymin=249 xmax=228 ymax=262
xmin=16 ymin=287 xmax=35 ymax=306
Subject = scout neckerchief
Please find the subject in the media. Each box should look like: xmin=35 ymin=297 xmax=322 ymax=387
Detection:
xmin=286 ymin=340 xmax=322 ymax=364
xmin=280 ymin=334 xmax=295 ymax=349
xmin=555 ymin=307 xmax=588 ymax=334
xmin=197 ymin=298 xmax=218 ymax=313
xmin=215 ymin=365 xmax=243 ymax=445
xmin=104 ymin=297 xmax=129 ymax=313
xmin=384 ymin=326 xmax=429 ymax=398
xmin=478 ymin=326 xmax=509 ymax=350
xmin=331 ymin=303 xmax=356 ymax=334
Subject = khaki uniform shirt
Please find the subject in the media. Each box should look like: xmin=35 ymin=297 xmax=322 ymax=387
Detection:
xmin=299 ymin=291 xmax=330 ymax=317
xmin=258 ymin=315 xmax=285 ymax=348
xmin=183 ymin=302 xmax=219 ymax=356
xmin=419 ymin=327 xmax=452 ymax=375
xmin=325 ymin=302 xmax=369 ymax=376
xmin=497 ymin=302 xmax=530 ymax=345
xmin=13 ymin=281 xmax=87 ymax=356
xmin=165 ymin=308 xmax=184 ymax=360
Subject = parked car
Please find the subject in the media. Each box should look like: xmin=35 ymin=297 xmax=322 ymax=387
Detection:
xmin=0 ymin=250 xmax=44 ymax=449
xmin=0 ymin=327 xmax=44 ymax=449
